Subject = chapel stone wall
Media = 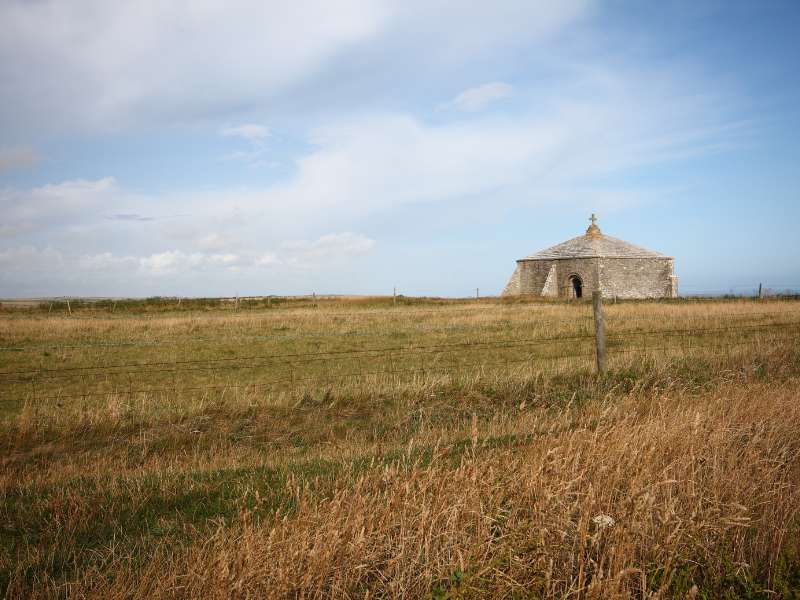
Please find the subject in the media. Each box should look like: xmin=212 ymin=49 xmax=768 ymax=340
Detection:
xmin=597 ymin=257 xmax=676 ymax=299
xmin=516 ymin=259 xmax=556 ymax=294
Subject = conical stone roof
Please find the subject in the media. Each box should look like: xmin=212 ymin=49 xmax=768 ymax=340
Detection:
xmin=520 ymin=215 xmax=668 ymax=260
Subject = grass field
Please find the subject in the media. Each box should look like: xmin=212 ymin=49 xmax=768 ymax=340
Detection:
xmin=1 ymin=296 xmax=799 ymax=598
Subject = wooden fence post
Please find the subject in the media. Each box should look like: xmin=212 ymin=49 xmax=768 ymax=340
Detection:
xmin=758 ymin=283 xmax=763 ymax=299
xmin=592 ymin=291 xmax=606 ymax=375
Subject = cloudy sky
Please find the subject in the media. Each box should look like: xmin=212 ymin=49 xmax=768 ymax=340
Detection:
xmin=1 ymin=0 xmax=799 ymax=297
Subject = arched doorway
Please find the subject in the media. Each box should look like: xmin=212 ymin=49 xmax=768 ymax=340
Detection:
xmin=569 ymin=275 xmax=583 ymax=298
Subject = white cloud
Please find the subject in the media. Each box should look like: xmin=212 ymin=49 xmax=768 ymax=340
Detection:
xmin=194 ymin=232 xmax=236 ymax=252
xmin=0 ymin=146 xmax=39 ymax=173
xmin=443 ymin=82 xmax=514 ymax=112
xmin=0 ymin=0 xmax=394 ymax=133
xmin=0 ymin=231 xmax=375 ymax=290
xmin=282 ymin=232 xmax=376 ymax=265
xmin=265 ymin=114 xmax=538 ymax=216
xmin=255 ymin=252 xmax=280 ymax=267
xmin=0 ymin=0 xmax=591 ymax=134
xmin=138 ymin=251 xmax=245 ymax=275
xmin=220 ymin=124 xmax=274 ymax=166
xmin=0 ymin=177 xmax=120 ymax=236
xmin=137 ymin=251 xmax=185 ymax=275
xmin=221 ymin=124 xmax=271 ymax=141
xmin=134 ymin=233 xmax=375 ymax=275
xmin=76 ymin=252 xmax=139 ymax=272
xmin=207 ymin=253 xmax=242 ymax=266
xmin=259 ymin=77 xmax=739 ymax=220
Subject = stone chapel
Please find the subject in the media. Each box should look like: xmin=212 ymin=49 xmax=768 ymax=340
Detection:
xmin=502 ymin=215 xmax=678 ymax=299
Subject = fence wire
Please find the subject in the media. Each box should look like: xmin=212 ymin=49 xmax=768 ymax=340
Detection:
xmin=2 ymin=321 xmax=797 ymax=381
xmin=2 ymin=334 xmax=795 ymax=405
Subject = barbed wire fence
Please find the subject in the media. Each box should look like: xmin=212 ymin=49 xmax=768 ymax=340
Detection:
xmin=2 ymin=309 xmax=799 ymax=354
xmin=1 ymin=292 xmax=798 ymax=407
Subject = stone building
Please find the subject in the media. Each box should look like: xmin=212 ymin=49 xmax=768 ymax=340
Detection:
xmin=502 ymin=215 xmax=678 ymax=299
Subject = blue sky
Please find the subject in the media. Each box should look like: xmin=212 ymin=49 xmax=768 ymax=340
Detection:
xmin=1 ymin=0 xmax=798 ymax=297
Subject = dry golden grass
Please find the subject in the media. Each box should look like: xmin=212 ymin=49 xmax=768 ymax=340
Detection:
xmin=1 ymin=297 xmax=799 ymax=598
xmin=103 ymin=379 xmax=800 ymax=599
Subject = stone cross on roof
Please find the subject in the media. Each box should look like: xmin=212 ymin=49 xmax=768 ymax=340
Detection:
xmin=586 ymin=212 xmax=602 ymax=237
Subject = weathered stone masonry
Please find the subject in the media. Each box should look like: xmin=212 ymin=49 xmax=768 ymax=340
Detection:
xmin=502 ymin=215 xmax=678 ymax=299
